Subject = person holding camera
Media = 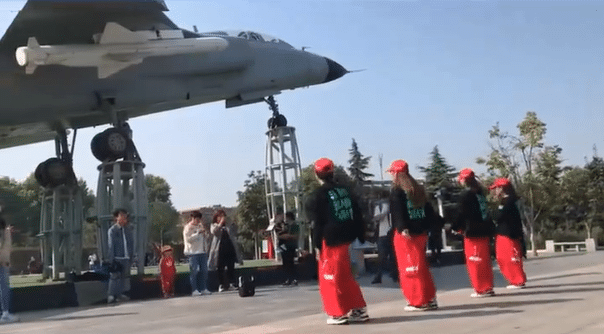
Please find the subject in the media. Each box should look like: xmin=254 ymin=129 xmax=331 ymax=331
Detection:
xmin=183 ymin=211 xmax=212 ymax=296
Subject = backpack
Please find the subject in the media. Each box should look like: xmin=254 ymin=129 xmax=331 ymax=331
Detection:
xmin=238 ymin=275 xmax=255 ymax=297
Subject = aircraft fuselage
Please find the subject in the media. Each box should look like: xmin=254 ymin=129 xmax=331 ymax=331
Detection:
xmin=0 ymin=34 xmax=339 ymax=131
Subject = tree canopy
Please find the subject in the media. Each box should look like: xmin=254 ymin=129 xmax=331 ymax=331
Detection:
xmin=348 ymin=138 xmax=373 ymax=184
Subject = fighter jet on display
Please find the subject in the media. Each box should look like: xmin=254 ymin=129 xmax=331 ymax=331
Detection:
xmin=0 ymin=0 xmax=348 ymax=187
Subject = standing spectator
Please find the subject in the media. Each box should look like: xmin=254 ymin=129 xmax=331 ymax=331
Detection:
xmin=428 ymin=215 xmax=445 ymax=265
xmin=107 ymin=208 xmax=134 ymax=304
xmin=183 ymin=211 xmax=212 ymax=296
xmin=0 ymin=215 xmax=18 ymax=323
xmin=387 ymin=160 xmax=438 ymax=311
xmin=489 ymin=178 xmax=527 ymax=289
xmin=276 ymin=212 xmax=300 ymax=286
xmin=208 ymin=210 xmax=243 ymax=292
xmin=371 ymin=197 xmax=398 ymax=284
xmin=452 ymin=168 xmax=496 ymax=298
xmin=159 ymin=245 xmax=176 ymax=298
xmin=305 ymin=158 xmax=369 ymax=325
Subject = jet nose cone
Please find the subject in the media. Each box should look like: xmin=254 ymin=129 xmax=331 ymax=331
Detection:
xmin=323 ymin=57 xmax=347 ymax=83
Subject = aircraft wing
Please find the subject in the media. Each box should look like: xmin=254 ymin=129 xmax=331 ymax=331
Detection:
xmin=0 ymin=123 xmax=58 ymax=149
xmin=0 ymin=0 xmax=183 ymax=53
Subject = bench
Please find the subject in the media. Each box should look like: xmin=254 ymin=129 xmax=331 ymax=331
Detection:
xmin=545 ymin=239 xmax=597 ymax=253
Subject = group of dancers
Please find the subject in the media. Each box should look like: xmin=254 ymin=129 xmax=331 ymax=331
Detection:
xmin=306 ymin=158 xmax=527 ymax=325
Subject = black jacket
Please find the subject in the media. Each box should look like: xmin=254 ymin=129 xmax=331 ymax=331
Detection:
xmin=389 ymin=188 xmax=436 ymax=235
xmin=452 ymin=189 xmax=495 ymax=238
xmin=306 ymin=182 xmax=365 ymax=250
xmin=493 ymin=197 xmax=524 ymax=239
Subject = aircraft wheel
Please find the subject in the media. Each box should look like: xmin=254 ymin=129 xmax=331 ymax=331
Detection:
xmin=91 ymin=128 xmax=130 ymax=161
xmin=268 ymin=114 xmax=287 ymax=129
xmin=35 ymin=158 xmax=75 ymax=188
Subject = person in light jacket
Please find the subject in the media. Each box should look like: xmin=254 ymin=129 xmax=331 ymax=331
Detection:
xmin=183 ymin=211 xmax=212 ymax=296
xmin=0 ymin=214 xmax=18 ymax=323
xmin=208 ymin=210 xmax=243 ymax=292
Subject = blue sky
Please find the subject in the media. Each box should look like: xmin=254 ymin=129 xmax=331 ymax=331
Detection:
xmin=0 ymin=1 xmax=603 ymax=210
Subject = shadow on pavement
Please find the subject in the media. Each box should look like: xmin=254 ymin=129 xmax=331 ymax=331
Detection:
xmin=369 ymin=309 xmax=524 ymax=325
xmin=440 ymin=298 xmax=583 ymax=311
xmin=39 ymin=312 xmax=139 ymax=322
xmin=528 ymin=272 xmax=603 ymax=282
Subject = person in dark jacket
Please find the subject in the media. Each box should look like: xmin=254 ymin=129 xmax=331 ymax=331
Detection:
xmin=305 ymin=157 xmax=369 ymax=325
xmin=452 ymin=168 xmax=496 ymax=298
xmin=489 ymin=178 xmax=527 ymax=289
xmin=387 ymin=160 xmax=438 ymax=311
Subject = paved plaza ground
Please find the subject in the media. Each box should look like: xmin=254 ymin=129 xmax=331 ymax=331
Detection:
xmin=1 ymin=251 xmax=602 ymax=334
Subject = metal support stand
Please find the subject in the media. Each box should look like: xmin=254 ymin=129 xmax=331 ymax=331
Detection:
xmin=265 ymin=124 xmax=309 ymax=260
xmin=96 ymin=159 xmax=148 ymax=276
xmin=39 ymin=185 xmax=83 ymax=280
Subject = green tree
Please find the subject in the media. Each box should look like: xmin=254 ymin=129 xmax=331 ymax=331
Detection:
xmin=531 ymin=145 xmax=564 ymax=234
xmin=146 ymin=174 xmax=172 ymax=204
xmin=418 ymin=146 xmax=457 ymax=196
xmin=559 ymin=167 xmax=590 ymax=233
xmin=148 ymin=201 xmax=180 ymax=245
xmin=584 ymin=152 xmax=604 ymax=237
xmin=348 ymin=138 xmax=373 ymax=184
xmin=236 ymin=171 xmax=269 ymax=258
xmin=478 ymin=111 xmax=549 ymax=254
xmin=145 ymin=174 xmax=179 ymax=245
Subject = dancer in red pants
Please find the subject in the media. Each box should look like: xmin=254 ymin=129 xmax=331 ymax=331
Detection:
xmin=159 ymin=245 xmax=176 ymax=298
xmin=489 ymin=178 xmax=527 ymax=289
xmin=306 ymin=157 xmax=369 ymax=325
xmin=387 ymin=159 xmax=438 ymax=311
xmin=453 ymin=168 xmax=496 ymax=298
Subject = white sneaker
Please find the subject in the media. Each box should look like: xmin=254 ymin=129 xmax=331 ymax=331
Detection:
xmin=506 ymin=284 xmax=525 ymax=289
xmin=191 ymin=290 xmax=202 ymax=296
xmin=107 ymin=295 xmax=116 ymax=304
xmin=348 ymin=307 xmax=369 ymax=322
xmin=326 ymin=315 xmax=348 ymax=325
xmin=218 ymin=285 xmax=225 ymax=292
xmin=200 ymin=289 xmax=212 ymax=295
xmin=471 ymin=290 xmax=495 ymax=298
xmin=0 ymin=313 xmax=19 ymax=323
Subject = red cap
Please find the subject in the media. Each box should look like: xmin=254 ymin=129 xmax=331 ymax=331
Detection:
xmin=386 ymin=160 xmax=409 ymax=175
xmin=489 ymin=177 xmax=511 ymax=190
xmin=314 ymin=158 xmax=334 ymax=175
xmin=458 ymin=168 xmax=475 ymax=183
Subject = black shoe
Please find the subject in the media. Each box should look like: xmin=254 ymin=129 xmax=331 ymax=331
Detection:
xmin=371 ymin=276 xmax=382 ymax=284
xmin=291 ymin=279 xmax=298 ymax=286
xmin=282 ymin=279 xmax=291 ymax=286
xmin=391 ymin=275 xmax=399 ymax=283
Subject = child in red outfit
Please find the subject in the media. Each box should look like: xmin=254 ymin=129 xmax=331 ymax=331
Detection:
xmin=159 ymin=245 xmax=176 ymax=298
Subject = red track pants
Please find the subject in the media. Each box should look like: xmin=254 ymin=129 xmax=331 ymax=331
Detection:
xmin=496 ymin=235 xmax=526 ymax=286
xmin=318 ymin=241 xmax=367 ymax=317
xmin=160 ymin=274 xmax=175 ymax=296
xmin=464 ymin=237 xmax=494 ymax=293
xmin=392 ymin=232 xmax=436 ymax=306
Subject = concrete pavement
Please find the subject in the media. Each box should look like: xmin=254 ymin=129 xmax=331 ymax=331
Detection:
xmin=1 ymin=251 xmax=602 ymax=334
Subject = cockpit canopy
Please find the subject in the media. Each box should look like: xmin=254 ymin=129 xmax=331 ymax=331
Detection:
xmin=201 ymin=30 xmax=293 ymax=48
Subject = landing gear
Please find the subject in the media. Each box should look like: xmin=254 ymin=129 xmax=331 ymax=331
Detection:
xmin=93 ymin=120 xmax=148 ymax=276
xmin=90 ymin=127 xmax=131 ymax=162
xmin=35 ymin=129 xmax=82 ymax=280
xmin=266 ymin=96 xmax=287 ymax=129
xmin=34 ymin=157 xmax=76 ymax=188
xmin=34 ymin=129 xmax=77 ymax=188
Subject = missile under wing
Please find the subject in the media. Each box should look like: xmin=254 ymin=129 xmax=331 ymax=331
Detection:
xmin=0 ymin=0 xmax=348 ymax=149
